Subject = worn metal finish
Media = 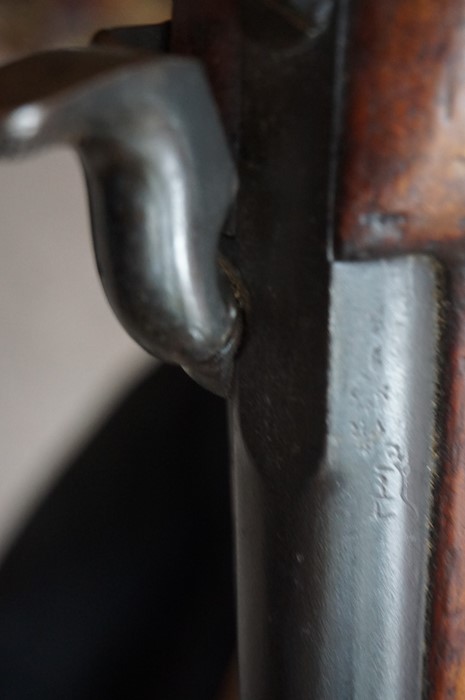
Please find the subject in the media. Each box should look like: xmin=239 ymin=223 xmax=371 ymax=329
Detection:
xmin=324 ymin=258 xmax=439 ymax=698
xmin=335 ymin=2 xmax=465 ymax=693
xmin=242 ymin=0 xmax=334 ymax=52
xmin=274 ymin=0 xmax=334 ymax=36
xmin=0 ymin=9 xmax=446 ymax=700
xmin=233 ymin=256 xmax=440 ymax=699
xmin=0 ymin=49 xmax=239 ymax=395
xmin=229 ymin=3 xmax=334 ymax=698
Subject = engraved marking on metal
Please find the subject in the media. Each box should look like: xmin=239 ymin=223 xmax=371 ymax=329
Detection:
xmin=321 ymin=256 xmax=440 ymax=699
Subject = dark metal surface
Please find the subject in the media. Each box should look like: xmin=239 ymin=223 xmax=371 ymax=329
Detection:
xmin=222 ymin=2 xmax=442 ymax=698
xmin=93 ymin=22 xmax=172 ymax=52
xmin=233 ymin=256 xmax=440 ymax=699
xmin=272 ymin=0 xmax=334 ymax=36
xmin=0 ymin=10 xmax=445 ymax=700
xmin=0 ymin=49 xmax=240 ymax=395
xmin=323 ymin=258 xmax=439 ymax=697
xmin=230 ymin=4 xmax=335 ymax=697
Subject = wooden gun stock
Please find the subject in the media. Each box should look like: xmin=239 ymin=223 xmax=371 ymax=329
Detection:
xmin=170 ymin=0 xmax=465 ymax=697
xmin=3 ymin=1 xmax=457 ymax=697
xmin=340 ymin=1 xmax=465 ymax=696
xmin=171 ymin=0 xmax=465 ymax=696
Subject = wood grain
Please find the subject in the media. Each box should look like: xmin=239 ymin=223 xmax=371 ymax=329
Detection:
xmin=173 ymin=0 xmax=465 ymax=695
xmin=339 ymin=1 xmax=465 ymax=696
xmin=429 ymin=267 xmax=465 ymax=699
xmin=171 ymin=0 xmax=241 ymax=146
xmin=339 ymin=0 xmax=465 ymax=260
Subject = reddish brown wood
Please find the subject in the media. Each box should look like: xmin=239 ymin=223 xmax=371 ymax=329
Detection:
xmin=429 ymin=267 xmax=465 ymax=699
xmin=173 ymin=1 xmax=465 ymax=695
xmin=171 ymin=0 xmax=241 ymax=146
xmin=339 ymin=0 xmax=465 ymax=260
xmin=339 ymin=1 xmax=465 ymax=696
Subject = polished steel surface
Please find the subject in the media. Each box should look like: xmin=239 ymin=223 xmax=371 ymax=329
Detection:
xmin=0 ymin=49 xmax=239 ymax=395
xmin=322 ymin=257 xmax=439 ymax=698
xmin=233 ymin=256 xmax=440 ymax=699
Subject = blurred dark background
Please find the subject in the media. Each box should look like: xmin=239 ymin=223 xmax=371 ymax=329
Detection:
xmin=0 ymin=2 xmax=237 ymax=698
xmin=0 ymin=0 xmax=171 ymax=58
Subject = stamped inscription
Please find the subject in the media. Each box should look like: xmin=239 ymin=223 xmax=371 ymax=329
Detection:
xmin=373 ymin=444 xmax=417 ymax=520
xmin=374 ymin=464 xmax=398 ymax=518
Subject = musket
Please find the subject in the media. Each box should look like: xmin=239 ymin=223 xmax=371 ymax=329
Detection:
xmin=0 ymin=0 xmax=462 ymax=698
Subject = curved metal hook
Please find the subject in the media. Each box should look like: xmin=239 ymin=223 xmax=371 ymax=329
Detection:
xmin=0 ymin=49 xmax=240 ymax=394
